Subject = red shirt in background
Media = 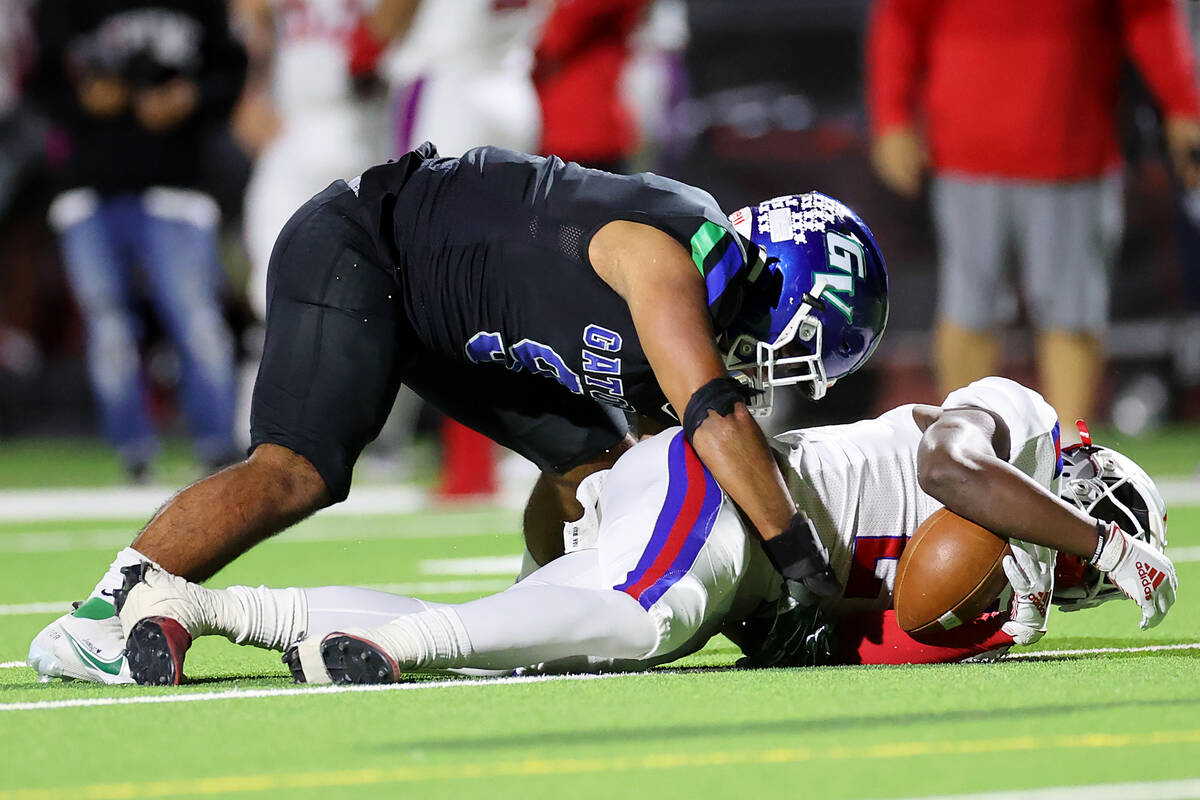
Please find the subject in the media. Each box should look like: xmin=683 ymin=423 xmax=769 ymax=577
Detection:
xmin=867 ymin=0 xmax=1200 ymax=181
xmin=535 ymin=0 xmax=647 ymax=164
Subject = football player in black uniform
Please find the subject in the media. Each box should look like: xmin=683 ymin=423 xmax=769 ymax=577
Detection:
xmin=30 ymin=144 xmax=889 ymax=684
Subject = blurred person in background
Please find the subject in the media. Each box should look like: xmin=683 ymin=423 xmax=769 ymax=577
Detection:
xmin=620 ymin=0 xmax=688 ymax=174
xmin=867 ymin=0 xmax=1200 ymax=436
xmin=353 ymin=0 xmax=550 ymax=157
xmin=31 ymin=0 xmax=247 ymax=481
xmin=231 ymin=0 xmax=391 ymax=451
xmin=0 ymin=0 xmax=43 ymax=378
xmin=534 ymin=0 xmax=648 ymax=172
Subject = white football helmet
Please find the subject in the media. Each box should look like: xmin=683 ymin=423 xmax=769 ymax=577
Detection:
xmin=1053 ymin=434 xmax=1168 ymax=612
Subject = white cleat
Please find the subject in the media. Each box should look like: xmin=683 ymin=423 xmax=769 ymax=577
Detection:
xmin=28 ymin=597 xmax=133 ymax=685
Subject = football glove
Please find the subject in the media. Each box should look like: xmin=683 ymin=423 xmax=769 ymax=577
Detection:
xmin=1094 ymin=521 xmax=1178 ymax=630
xmin=761 ymin=513 xmax=841 ymax=601
xmin=728 ymin=591 xmax=838 ymax=669
xmin=1001 ymin=540 xmax=1055 ymax=646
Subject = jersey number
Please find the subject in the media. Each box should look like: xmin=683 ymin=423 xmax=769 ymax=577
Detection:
xmin=465 ymin=331 xmax=583 ymax=394
xmin=843 ymin=536 xmax=906 ymax=600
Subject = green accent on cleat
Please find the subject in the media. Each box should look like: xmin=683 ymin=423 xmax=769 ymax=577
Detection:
xmin=71 ymin=597 xmax=116 ymax=620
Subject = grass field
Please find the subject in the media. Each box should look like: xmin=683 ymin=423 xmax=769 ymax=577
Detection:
xmin=1 ymin=435 xmax=1199 ymax=800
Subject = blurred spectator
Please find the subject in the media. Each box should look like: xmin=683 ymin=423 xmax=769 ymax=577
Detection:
xmin=230 ymin=0 xmax=391 ymax=450
xmin=377 ymin=0 xmax=549 ymax=156
xmin=30 ymin=0 xmax=247 ymax=480
xmin=620 ymin=0 xmax=688 ymax=173
xmin=535 ymin=0 xmax=648 ymax=171
xmin=0 ymin=0 xmax=42 ymax=377
xmin=867 ymin=0 xmax=1200 ymax=435
xmin=235 ymin=0 xmax=389 ymax=322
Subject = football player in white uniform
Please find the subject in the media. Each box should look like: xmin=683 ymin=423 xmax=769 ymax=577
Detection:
xmin=382 ymin=0 xmax=549 ymax=156
xmin=111 ymin=377 xmax=1177 ymax=685
xmin=240 ymin=0 xmax=391 ymax=323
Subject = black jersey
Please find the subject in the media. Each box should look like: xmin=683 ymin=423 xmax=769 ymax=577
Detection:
xmin=349 ymin=143 xmax=754 ymax=421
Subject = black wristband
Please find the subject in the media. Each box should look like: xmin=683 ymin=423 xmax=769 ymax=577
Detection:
xmin=682 ymin=377 xmax=756 ymax=445
xmin=761 ymin=513 xmax=840 ymax=598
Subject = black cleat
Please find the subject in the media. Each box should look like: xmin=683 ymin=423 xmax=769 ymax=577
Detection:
xmin=320 ymin=634 xmax=401 ymax=685
xmin=125 ymin=616 xmax=192 ymax=686
xmin=282 ymin=645 xmax=305 ymax=683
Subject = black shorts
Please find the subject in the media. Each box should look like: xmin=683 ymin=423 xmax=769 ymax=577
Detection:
xmin=249 ymin=183 xmax=628 ymax=502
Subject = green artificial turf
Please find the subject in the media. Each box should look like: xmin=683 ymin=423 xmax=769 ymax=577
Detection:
xmin=0 ymin=457 xmax=1197 ymax=798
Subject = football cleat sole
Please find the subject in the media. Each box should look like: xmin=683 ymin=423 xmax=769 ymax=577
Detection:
xmin=320 ymin=634 xmax=401 ymax=685
xmin=125 ymin=616 xmax=193 ymax=686
xmin=282 ymin=638 xmax=333 ymax=685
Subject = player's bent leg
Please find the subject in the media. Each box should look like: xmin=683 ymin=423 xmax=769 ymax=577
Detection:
xmin=523 ymin=436 xmax=634 ymax=565
xmin=308 ymin=551 xmax=660 ymax=684
xmin=115 ymin=564 xmax=310 ymax=685
xmin=1036 ymin=329 xmax=1103 ymax=435
xmin=129 ymin=444 xmax=329 ymax=581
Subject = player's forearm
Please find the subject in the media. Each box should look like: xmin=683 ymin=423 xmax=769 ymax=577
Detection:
xmin=690 ymin=404 xmax=796 ymax=540
xmin=919 ymin=453 xmax=1098 ymax=557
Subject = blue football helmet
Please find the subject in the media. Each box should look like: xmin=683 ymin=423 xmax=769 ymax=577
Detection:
xmin=719 ymin=192 xmax=889 ymax=414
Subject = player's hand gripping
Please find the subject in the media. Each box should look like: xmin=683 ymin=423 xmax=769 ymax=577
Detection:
xmin=761 ymin=513 xmax=841 ymax=605
xmin=1001 ymin=541 xmax=1055 ymax=646
xmin=1094 ymin=522 xmax=1178 ymax=630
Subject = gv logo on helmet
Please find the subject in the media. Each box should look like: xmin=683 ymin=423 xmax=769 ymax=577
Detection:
xmin=816 ymin=231 xmax=865 ymax=323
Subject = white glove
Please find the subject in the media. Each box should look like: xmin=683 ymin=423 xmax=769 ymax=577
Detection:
xmin=1001 ymin=540 xmax=1055 ymax=646
xmin=1094 ymin=522 xmax=1178 ymax=630
xmin=562 ymin=469 xmax=609 ymax=553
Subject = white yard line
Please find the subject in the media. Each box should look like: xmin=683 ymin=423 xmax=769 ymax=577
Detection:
xmin=419 ymin=555 xmax=523 ymax=575
xmin=0 ymin=671 xmax=629 ymax=711
xmin=1002 ymin=642 xmax=1200 ymax=659
xmin=0 ymin=660 xmax=25 ymax=668
xmin=0 ymin=601 xmax=73 ymax=616
xmin=0 ymin=484 xmax=529 ymax=523
xmin=1159 ymin=477 xmax=1200 ymax=506
xmin=0 ymin=578 xmax=514 ymax=617
xmin=886 ymin=778 xmax=1200 ymax=800
xmin=1166 ymin=545 xmax=1200 ymax=562
xmin=0 ymin=520 xmax=518 ymax=554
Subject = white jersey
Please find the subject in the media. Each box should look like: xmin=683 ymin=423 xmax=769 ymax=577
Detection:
xmin=775 ymin=376 xmax=1061 ymax=615
xmin=384 ymin=0 xmax=549 ymax=156
xmin=539 ymin=377 xmax=1057 ymax=672
xmin=271 ymin=0 xmax=375 ymax=117
xmin=385 ymin=0 xmax=545 ymax=81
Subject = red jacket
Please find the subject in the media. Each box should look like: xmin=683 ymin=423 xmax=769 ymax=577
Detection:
xmin=535 ymin=0 xmax=647 ymax=163
xmin=867 ymin=0 xmax=1200 ymax=180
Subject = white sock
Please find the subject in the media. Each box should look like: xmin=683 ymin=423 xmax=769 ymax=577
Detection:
xmin=220 ymin=585 xmax=309 ymax=651
xmin=89 ymin=547 xmax=161 ymax=604
xmin=365 ymin=607 xmax=475 ymax=671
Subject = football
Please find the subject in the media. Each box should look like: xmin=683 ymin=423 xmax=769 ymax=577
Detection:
xmin=893 ymin=508 xmax=1011 ymax=639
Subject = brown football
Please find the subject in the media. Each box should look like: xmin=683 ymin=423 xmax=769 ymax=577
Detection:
xmin=893 ymin=508 xmax=1012 ymax=639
